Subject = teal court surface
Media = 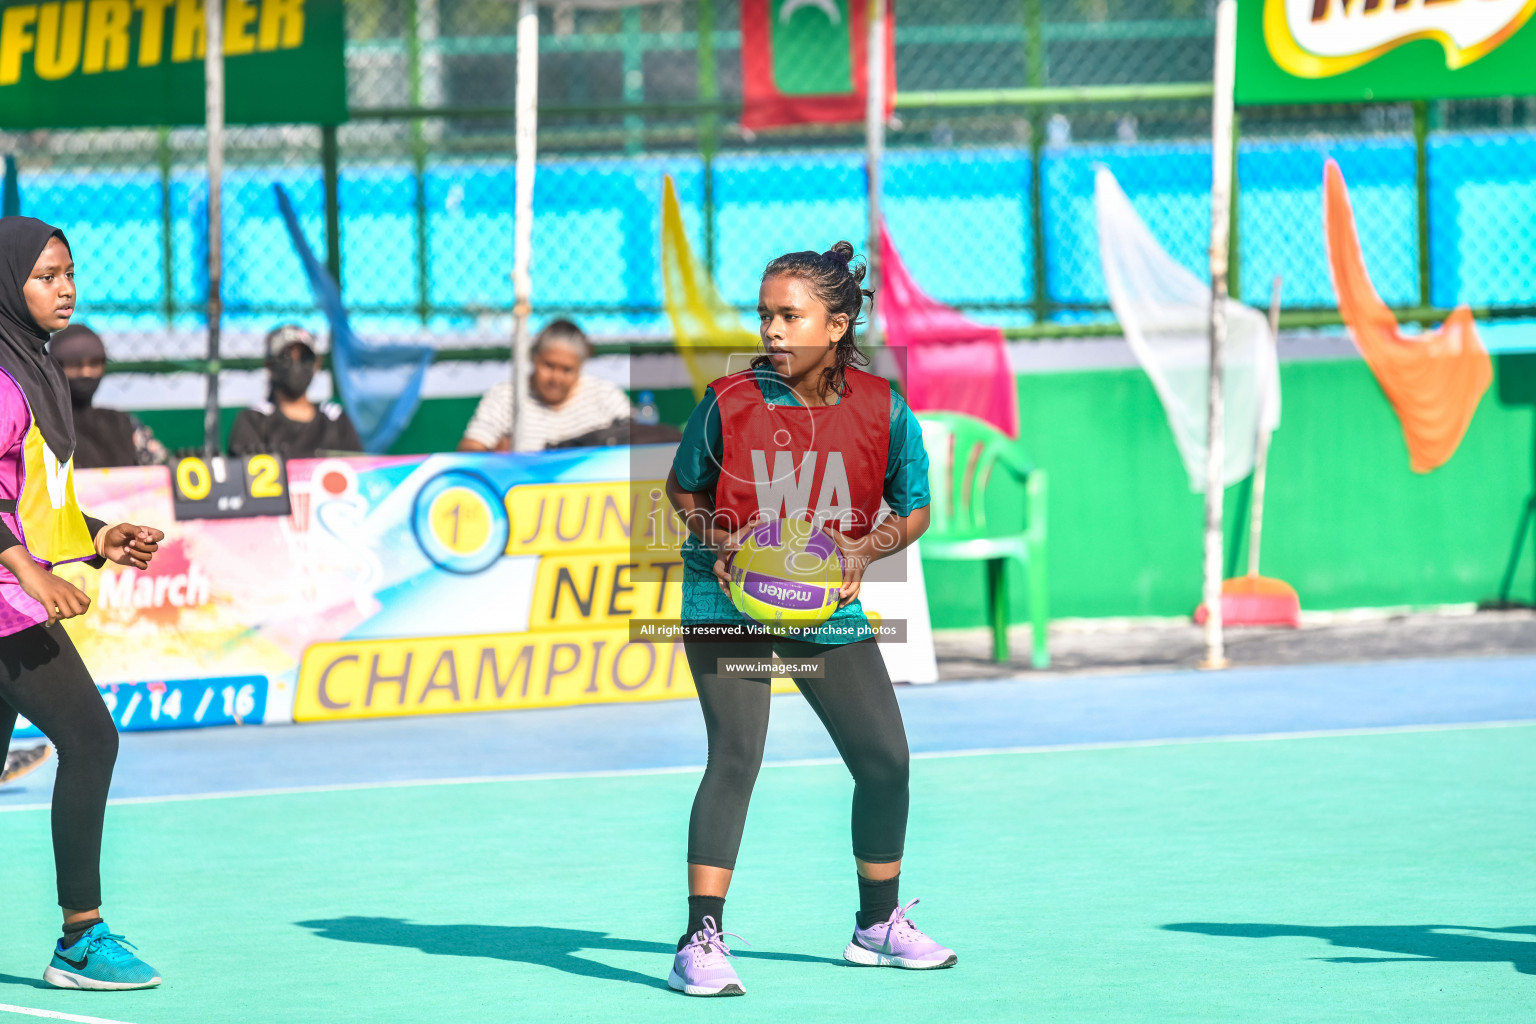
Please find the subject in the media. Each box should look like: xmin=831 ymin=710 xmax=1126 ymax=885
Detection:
xmin=2 ymin=655 xmax=1534 ymax=1023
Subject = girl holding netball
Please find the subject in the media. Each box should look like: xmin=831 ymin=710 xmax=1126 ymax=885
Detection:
xmin=663 ymin=242 xmax=954 ymax=996
xmin=0 ymin=218 xmax=165 ymax=990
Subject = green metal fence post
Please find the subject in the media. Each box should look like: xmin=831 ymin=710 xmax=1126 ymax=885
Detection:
xmin=158 ymin=126 xmax=175 ymax=330
xmin=623 ymin=6 xmax=645 ymax=155
xmin=1229 ymin=108 xmax=1241 ymax=303
xmin=1414 ymin=99 xmax=1432 ymax=311
xmin=408 ymin=1 xmax=430 ymax=327
xmin=698 ymin=0 xmax=718 ymax=276
xmin=321 ymin=124 xmax=342 ymax=288
xmin=1024 ymin=0 xmax=1048 ymax=325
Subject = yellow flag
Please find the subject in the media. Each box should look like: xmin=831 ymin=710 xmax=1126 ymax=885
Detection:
xmin=661 ymin=176 xmax=760 ymax=399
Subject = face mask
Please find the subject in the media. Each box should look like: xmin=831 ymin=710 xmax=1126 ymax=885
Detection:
xmin=68 ymin=375 xmax=100 ymax=408
xmin=271 ymin=360 xmax=316 ymax=399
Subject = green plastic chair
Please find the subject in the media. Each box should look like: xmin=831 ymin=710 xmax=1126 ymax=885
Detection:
xmin=917 ymin=412 xmax=1049 ymax=668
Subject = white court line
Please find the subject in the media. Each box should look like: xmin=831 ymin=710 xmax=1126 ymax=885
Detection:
xmin=0 ymin=763 xmax=711 ymax=814
xmin=0 ymin=1004 xmax=137 ymax=1024
xmin=1 ymin=716 xmax=1533 ymax=815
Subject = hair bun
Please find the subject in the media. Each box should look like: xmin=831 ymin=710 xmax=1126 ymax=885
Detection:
xmin=825 ymin=240 xmax=856 ymax=267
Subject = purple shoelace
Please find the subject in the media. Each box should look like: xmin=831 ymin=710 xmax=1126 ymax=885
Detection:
xmin=867 ymin=898 xmax=924 ymax=944
xmin=686 ymin=915 xmax=749 ymax=957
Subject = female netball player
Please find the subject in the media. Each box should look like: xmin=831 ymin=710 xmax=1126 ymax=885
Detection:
xmin=662 ymin=242 xmax=954 ymax=996
xmin=0 ymin=218 xmax=165 ymax=990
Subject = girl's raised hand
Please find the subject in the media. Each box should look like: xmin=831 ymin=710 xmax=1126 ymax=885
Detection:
xmin=96 ymin=523 xmax=165 ymax=570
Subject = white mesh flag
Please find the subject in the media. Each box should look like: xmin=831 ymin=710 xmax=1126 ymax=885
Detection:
xmin=1095 ymin=166 xmax=1280 ymax=493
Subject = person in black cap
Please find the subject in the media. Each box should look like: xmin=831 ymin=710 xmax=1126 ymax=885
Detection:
xmin=47 ymin=324 xmax=167 ymax=470
xmin=228 ymin=324 xmax=361 ymax=460
xmin=0 ymin=216 xmax=166 ymax=990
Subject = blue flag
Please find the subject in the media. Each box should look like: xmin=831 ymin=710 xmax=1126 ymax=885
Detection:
xmin=274 ymin=184 xmax=433 ymax=453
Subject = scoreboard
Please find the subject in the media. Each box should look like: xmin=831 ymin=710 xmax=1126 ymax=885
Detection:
xmin=172 ymin=455 xmax=292 ymax=520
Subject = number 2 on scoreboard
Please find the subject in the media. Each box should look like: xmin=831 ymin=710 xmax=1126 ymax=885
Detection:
xmin=246 ymin=454 xmax=284 ymax=498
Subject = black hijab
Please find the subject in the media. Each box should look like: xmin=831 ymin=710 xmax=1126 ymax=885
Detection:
xmin=0 ymin=217 xmax=73 ymax=463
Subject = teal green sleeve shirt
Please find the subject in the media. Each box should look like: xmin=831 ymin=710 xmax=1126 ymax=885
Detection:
xmin=672 ymin=373 xmax=932 ymax=514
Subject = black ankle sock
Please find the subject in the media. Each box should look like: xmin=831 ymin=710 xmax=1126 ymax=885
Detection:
xmin=857 ymin=873 xmax=900 ymax=929
xmin=679 ymin=895 xmax=725 ymax=950
xmin=61 ymin=917 xmax=101 ymax=949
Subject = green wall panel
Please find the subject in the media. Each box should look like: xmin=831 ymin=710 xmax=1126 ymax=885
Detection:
xmin=922 ymin=354 xmax=1536 ymax=627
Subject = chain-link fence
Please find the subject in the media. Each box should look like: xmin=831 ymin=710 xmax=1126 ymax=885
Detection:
xmin=6 ymin=0 xmax=1536 ymax=367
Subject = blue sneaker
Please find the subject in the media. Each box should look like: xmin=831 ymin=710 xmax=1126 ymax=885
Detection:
xmin=44 ymin=922 xmax=162 ymax=990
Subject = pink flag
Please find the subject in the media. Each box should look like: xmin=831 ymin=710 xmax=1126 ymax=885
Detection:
xmin=880 ymin=225 xmax=1019 ymax=438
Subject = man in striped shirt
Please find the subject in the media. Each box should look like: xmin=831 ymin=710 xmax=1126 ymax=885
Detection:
xmin=458 ymin=319 xmax=634 ymax=453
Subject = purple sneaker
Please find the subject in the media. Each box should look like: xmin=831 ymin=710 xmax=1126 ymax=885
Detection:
xmin=668 ymin=916 xmax=747 ymax=996
xmin=844 ymin=898 xmax=957 ymax=969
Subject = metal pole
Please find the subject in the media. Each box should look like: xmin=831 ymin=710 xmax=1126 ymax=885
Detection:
xmin=321 ymin=123 xmax=342 ymax=285
xmin=510 ymin=0 xmax=539 ymax=449
xmin=1024 ymin=0 xmax=1048 ymax=325
xmin=1413 ymin=99 xmax=1432 ymax=310
xmin=622 ymin=6 xmax=643 ymax=155
xmin=408 ymin=0 xmax=431 ymax=327
xmin=158 ymin=126 xmax=175 ymax=330
xmin=1249 ymin=275 xmax=1282 ymax=579
xmin=1228 ymin=108 xmax=1241 ymax=302
xmin=1202 ymin=0 xmax=1237 ymax=670
xmin=697 ymin=0 xmax=718 ymax=276
xmin=203 ymin=0 xmax=224 ymax=458
xmin=2 ymin=154 xmax=18 ymax=216
xmin=864 ymin=0 xmax=886 ymax=344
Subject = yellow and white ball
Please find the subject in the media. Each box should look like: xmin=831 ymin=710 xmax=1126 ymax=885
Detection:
xmin=729 ymin=517 xmax=844 ymax=634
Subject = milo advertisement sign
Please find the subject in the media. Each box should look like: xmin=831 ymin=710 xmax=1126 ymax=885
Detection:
xmin=1237 ymin=0 xmax=1536 ymax=103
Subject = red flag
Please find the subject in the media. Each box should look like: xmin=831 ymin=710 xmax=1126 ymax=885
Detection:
xmin=880 ymin=224 xmax=1019 ymax=440
xmin=740 ymin=0 xmax=895 ymax=131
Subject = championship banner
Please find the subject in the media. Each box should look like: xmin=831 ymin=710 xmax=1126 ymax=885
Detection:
xmin=27 ymin=448 xmax=937 ymax=734
xmin=1236 ymin=0 xmax=1536 ymax=104
xmin=0 ymin=0 xmax=346 ymax=127
xmin=740 ymin=0 xmax=895 ymax=130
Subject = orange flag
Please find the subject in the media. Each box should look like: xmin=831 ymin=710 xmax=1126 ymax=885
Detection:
xmin=1323 ymin=159 xmax=1491 ymax=473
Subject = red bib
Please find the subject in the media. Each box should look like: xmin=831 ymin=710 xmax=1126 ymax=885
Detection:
xmin=711 ymin=367 xmax=890 ymax=540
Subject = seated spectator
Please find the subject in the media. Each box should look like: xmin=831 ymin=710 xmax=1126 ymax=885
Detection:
xmin=459 ymin=319 xmax=633 ymax=452
xmin=48 ymin=324 xmax=168 ymax=469
xmin=229 ymin=325 xmax=361 ymax=460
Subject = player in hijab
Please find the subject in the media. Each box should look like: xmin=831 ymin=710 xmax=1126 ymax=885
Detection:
xmin=0 ymin=217 xmax=167 ymax=990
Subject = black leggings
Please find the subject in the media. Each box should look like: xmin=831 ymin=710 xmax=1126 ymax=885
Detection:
xmin=684 ymin=637 xmax=909 ymax=869
xmin=0 ymin=624 xmax=117 ymax=909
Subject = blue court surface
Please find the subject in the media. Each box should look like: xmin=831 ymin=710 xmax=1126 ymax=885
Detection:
xmin=7 ymin=654 xmax=1534 ymax=805
xmin=1 ymin=655 xmax=1533 ymax=1024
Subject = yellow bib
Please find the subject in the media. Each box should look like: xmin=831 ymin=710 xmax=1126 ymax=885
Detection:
xmin=16 ymin=421 xmax=94 ymax=567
